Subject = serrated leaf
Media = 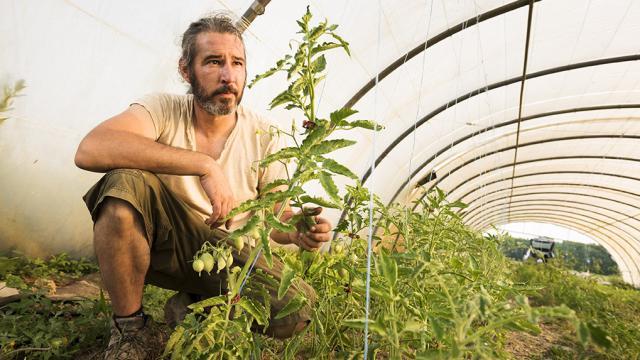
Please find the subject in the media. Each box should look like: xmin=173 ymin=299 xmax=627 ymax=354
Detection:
xmin=261 ymin=179 xmax=289 ymax=193
xmin=260 ymin=146 xmax=298 ymax=167
xmin=275 ymin=293 xmax=306 ymax=319
xmin=329 ymin=108 xmax=358 ymax=125
xmin=319 ymin=171 xmax=340 ymax=202
xmin=249 ymin=55 xmax=292 ymax=88
xmin=265 ymin=212 xmax=296 ymax=233
xmin=428 ymin=315 xmax=445 ymax=341
xmin=301 ymin=124 xmax=328 ymax=149
xmin=277 ymin=265 xmax=297 ymax=300
xmin=320 ymin=157 xmax=358 ymax=179
xmin=330 ymin=32 xmax=350 ymax=56
xmin=310 ymin=42 xmax=342 ymax=57
xmin=300 ymin=195 xmax=341 ymax=209
xmin=308 ymin=139 xmax=356 ymax=155
xmin=342 ymin=120 xmax=383 ymax=131
xmin=187 ymin=295 xmax=226 ymax=311
xmin=311 ymin=54 xmax=327 ymax=73
xmin=238 ymin=297 xmax=268 ymax=326
xmin=227 ymin=214 xmax=261 ymax=238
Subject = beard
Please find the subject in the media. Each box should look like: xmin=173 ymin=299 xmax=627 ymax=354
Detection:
xmin=191 ymin=71 xmax=244 ymax=116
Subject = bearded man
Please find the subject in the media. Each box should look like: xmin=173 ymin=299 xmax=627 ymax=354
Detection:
xmin=75 ymin=13 xmax=330 ymax=359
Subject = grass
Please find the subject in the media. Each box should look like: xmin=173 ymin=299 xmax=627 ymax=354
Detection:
xmin=1 ymin=252 xmax=639 ymax=359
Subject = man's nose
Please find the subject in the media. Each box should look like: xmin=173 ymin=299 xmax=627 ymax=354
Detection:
xmin=220 ymin=63 xmax=235 ymax=83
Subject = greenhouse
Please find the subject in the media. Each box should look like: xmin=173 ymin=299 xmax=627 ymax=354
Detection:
xmin=1 ymin=0 xmax=640 ymax=358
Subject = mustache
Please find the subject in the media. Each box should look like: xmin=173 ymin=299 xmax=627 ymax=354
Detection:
xmin=211 ymin=84 xmax=239 ymax=96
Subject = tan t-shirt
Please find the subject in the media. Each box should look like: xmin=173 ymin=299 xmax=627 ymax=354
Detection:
xmin=132 ymin=93 xmax=287 ymax=230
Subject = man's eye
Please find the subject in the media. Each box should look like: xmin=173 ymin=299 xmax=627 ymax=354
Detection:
xmin=207 ymin=59 xmax=220 ymax=65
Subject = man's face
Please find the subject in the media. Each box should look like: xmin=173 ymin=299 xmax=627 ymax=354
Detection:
xmin=188 ymin=32 xmax=246 ymax=116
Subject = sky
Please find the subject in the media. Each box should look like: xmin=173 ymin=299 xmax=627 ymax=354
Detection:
xmin=484 ymin=221 xmax=598 ymax=244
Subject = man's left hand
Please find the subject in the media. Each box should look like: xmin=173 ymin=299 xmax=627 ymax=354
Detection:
xmin=290 ymin=208 xmax=332 ymax=251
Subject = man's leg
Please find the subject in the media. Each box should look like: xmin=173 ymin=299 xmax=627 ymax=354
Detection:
xmin=94 ymin=197 xmax=149 ymax=317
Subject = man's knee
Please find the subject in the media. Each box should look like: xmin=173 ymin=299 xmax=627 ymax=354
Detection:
xmin=95 ymin=197 xmax=144 ymax=237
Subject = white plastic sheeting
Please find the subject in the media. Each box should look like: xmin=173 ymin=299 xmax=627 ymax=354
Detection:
xmin=1 ymin=0 xmax=639 ymax=285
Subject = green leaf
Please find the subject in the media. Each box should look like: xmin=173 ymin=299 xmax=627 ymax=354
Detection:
xmin=187 ymin=295 xmax=226 ymax=311
xmin=578 ymin=321 xmax=590 ymax=346
xmin=274 ymin=293 xmax=306 ymax=319
xmin=341 ymin=120 xmax=383 ymax=131
xmin=319 ymin=171 xmax=340 ymax=202
xmin=301 ymin=123 xmax=328 ymax=149
xmin=300 ymin=195 xmax=341 ymax=209
xmin=428 ymin=315 xmax=445 ymax=341
xmin=227 ymin=214 xmax=261 ymax=239
xmin=308 ymin=139 xmax=356 ymax=155
xmin=504 ymin=320 xmax=541 ymax=335
xmin=379 ymin=250 xmax=398 ymax=287
xmin=265 ymin=212 xmax=296 ymax=233
xmin=260 ymin=147 xmax=298 ymax=167
xmin=319 ymin=157 xmax=358 ymax=179
xmin=587 ymin=323 xmax=612 ymax=348
xmin=270 ymin=89 xmax=297 ymax=109
xmin=261 ymin=179 xmax=289 ymax=194
xmin=329 ymin=32 xmax=351 ymax=56
xmin=238 ymin=297 xmax=268 ymax=326
xmin=249 ymin=55 xmax=292 ymax=88
xmin=277 ymin=265 xmax=297 ymax=300
xmin=329 ymin=108 xmax=358 ymax=125
xmin=311 ymin=54 xmax=327 ymax=73
xmin=310 ymin=42 xmax=342 ymax=57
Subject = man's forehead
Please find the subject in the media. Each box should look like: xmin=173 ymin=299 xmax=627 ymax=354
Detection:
xmin=195 ymin=32 xmax=245 ymax=58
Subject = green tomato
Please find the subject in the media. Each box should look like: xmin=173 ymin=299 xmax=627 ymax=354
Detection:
xmin=200 ymin=253 xmax=215 ymax=273
xmin=227 ymin=253 xmax=234 ymax=267
xmin=233 ymin=236 xmax=245 ymax=252
xmin=338 ymin=268 xmax=349 ymax=278
xmin=192 ymin=259 xmax=205 ymax=273
xmin=350 ymin=254 xmax=358 ymax=263
xmin=250 ymin=228 xmax=261 ymax=240
xmin=333 ymin=244 xmax=344 ymax=254
xmin=217 ymin=256 xmax=227 ymax=273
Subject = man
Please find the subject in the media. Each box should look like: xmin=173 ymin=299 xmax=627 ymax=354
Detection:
xmin=75 ymin=13 xmax=331 ymax=359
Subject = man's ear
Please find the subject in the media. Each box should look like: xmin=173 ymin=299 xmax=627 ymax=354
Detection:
xmin=178 ymin=58 xmax=190 ymax=84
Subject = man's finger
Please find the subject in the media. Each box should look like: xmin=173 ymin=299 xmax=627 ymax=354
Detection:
xmin=309 ymin=220 xmax=331 ymax=233
xmin=306 ymin=232 xmax=330 ymax=243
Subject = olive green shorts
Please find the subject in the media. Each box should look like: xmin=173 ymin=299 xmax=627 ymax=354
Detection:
xmin=83 ymin=169 xmax=316 ymax=329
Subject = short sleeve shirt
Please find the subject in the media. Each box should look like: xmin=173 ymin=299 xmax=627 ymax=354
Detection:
xmin=132 ymin=93 xmax=287 ymax=230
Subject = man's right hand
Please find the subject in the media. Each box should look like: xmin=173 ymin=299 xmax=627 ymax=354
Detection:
xmin=200 ymin=162 xmax=235 ymax=230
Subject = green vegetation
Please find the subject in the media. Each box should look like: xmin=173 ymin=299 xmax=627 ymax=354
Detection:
xmin=501 ymin=237 xmax=619 ymax=275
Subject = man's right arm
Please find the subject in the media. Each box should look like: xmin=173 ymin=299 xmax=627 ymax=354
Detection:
xmin=75 ymin=104 xmax=234 ymax=228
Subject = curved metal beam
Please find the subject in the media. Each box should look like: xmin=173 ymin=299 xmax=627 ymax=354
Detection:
xmin=360 ymin=54 xmax=640 ymax=185
xmin=461 ymin=191 xmax=640 ymax=225
xmin=466 ymin=200 xmax=640 ymax=236
xmin=426 ymin=135 xmax=640 ymax=192
xmin=454 ymin=171 xmax=640 ymax=204
xmin=388 ymin=104 xmax=640 ymax=203
xmin=412 ymin=136 xmax=640 ymax=208
xmin=462 ymin=184 xmax=640 ymax=221
xmin=343 ymin=0 xmax=539 ymax=109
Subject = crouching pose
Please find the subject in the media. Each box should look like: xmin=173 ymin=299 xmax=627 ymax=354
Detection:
xmin=75 ymin=13 xmax=331 ymax=359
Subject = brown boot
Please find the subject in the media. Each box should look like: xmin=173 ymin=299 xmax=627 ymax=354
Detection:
xmin=104 ymin=313 xmax=168 ymax=360
xmin=163 ymin=292 xmax=200 ymax=329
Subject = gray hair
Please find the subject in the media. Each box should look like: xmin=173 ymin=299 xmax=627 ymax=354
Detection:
xmin=180 ymin=13 xmax=245 ymax=70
